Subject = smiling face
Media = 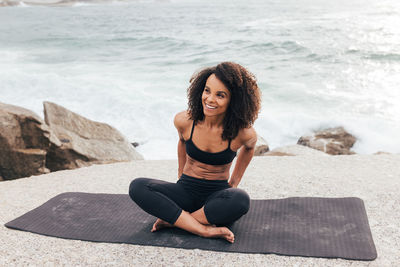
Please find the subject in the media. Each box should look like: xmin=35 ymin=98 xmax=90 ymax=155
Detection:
xmin=202 ymin=74 xmax=231 ymax=118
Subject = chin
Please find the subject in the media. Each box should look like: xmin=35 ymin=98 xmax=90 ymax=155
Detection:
xmin=203 ymin=109 xmax=211 ymax=116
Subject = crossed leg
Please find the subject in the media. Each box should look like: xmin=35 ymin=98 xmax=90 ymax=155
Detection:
xmin=129 ymin=178 xmax=248 ymax=243
xmin=152 ymin=206 xmax=209 ymax=232
xmin=151 ymin=207 xmax=234 ymax=243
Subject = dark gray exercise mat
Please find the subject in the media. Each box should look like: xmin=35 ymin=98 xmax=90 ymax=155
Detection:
xmin=5 ymin=192 xmax=377 ymax=260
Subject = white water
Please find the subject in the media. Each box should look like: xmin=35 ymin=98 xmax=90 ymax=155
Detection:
xmin=1 ymin=0 xmax=399 ymax=159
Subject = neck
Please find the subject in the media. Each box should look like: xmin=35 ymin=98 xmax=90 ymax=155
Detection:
xmin=202 ymin=114 xmax=225 ymax=129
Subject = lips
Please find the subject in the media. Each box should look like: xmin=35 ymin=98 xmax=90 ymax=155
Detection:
xmin=205 ymin=104 xmax=217 ymax=109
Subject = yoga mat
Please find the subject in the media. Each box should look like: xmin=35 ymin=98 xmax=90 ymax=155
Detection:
xmin=5 ymin=192 xmax=377 ymax=260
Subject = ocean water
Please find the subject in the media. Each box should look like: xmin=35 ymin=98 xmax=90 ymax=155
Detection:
xmin=1 ymin=0 xmax=399 ymax=159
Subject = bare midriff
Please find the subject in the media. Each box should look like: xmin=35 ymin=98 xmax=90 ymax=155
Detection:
xmin=182 ymin=154 xmax=232 ymax=181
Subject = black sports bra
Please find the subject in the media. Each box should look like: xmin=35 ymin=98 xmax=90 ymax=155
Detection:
xmin=185 ymin=121 xmax=237 ymax=165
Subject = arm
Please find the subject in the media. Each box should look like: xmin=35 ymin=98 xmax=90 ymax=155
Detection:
xmin=229 ymin=128 xmax=257 ymax=188
xmin=174 ymin=112 xmax=188 ymax=178
xmin=177 ymin=138 xmax=186 ymax=178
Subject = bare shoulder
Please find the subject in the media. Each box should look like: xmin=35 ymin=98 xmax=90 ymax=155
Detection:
xmin=174 ymin=110 xmax=192 ymax=140
xmin=174 ymin=110 xmax=191 ymax=128
xmin=237 ymin=126 xmax=258 ymax=149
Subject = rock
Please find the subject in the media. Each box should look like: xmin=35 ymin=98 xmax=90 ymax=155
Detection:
xmin=297 ymin=127 xmax=356 ymax=155
xmin=263 ymin=151 xmax=295 ymax=156
xmin=0 ymin=1 xmax=19 ymax=7
xmin=254 ymin=135 xmax=269 ymax=156
xmin=0 ymin=102 xmax=53 ymax=180
xmin=374 ymin=151 xmax=391 ymax=155
xmin=264 ymin=145 xmax=329 ymax=156
xmin=43 ymin=101 xmax=143 ymax=171
xmin=2 ymin=149 xmax=50 ymax=179
xmin=1 ymin=101 xmax=144 ymax=180
xmin=131 ymin=142 xmax=139 ymax=148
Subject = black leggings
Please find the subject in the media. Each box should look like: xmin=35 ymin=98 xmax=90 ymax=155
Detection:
xmin=129 ymin=174 xmax=250 ymax=225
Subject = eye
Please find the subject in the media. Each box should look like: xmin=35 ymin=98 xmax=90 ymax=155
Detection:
xmin=204 ymin=88 xmax=210 ymax=93
xmin=217 ymin=93 xmax=225 ymax=98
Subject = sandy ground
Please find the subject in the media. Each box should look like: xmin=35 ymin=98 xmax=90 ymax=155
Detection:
xmin=1 ymin=154 xmax=399 ymax=266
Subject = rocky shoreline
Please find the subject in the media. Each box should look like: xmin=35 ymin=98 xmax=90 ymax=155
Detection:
xmin=0 ymin=101 xmax=142 ymax=181
xmin=0 ymin=101 xmax=391 ymax=181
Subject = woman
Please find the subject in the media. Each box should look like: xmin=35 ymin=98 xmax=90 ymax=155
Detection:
xmin=129 ymin=62 xmax=261 ymax=243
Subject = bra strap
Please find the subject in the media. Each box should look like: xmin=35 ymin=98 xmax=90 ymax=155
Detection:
xmin=189 ymin=120 xmax=195 ymax=140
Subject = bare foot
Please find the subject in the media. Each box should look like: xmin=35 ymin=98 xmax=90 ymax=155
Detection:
xmin=205 ymin=226 xmax=235 ymax=243
xmin=151 ymin=219 xmax=173 ymax=232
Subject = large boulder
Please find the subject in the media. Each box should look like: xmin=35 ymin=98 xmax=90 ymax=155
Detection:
xmin=0 ymin=101 xmax=143 ymax=180
xmin=297 ymin=127 xmax=356 ymax=155
xmin=0 ymin=102 xmax=53 ymax=180
xmin=43 ymin=101 xmax=143 ymax=171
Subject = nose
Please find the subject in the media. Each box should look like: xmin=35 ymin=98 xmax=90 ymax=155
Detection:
xmin=207 ymin=94 xmax=216 ymax=103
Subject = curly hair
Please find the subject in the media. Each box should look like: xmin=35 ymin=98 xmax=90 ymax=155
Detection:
xmin=187 ymin=62 xmax=261 ymax=140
